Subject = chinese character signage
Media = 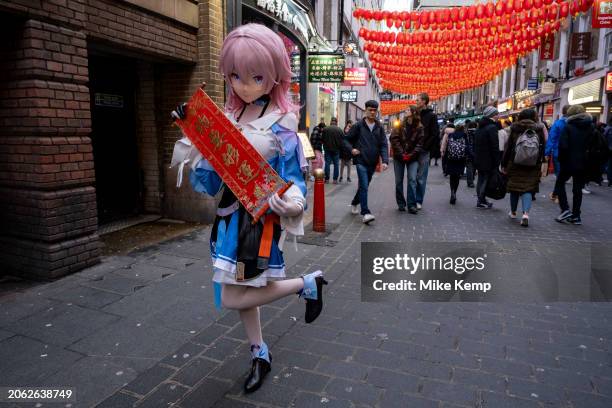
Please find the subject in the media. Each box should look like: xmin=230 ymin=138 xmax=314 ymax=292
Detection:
xmin=380 ymin=91 xmax=393 ymax=101
xmin=570 ymin=32 xmax=592 ymax=60
xmin=343 ymin=68 xmax=368 ymax=86
xmin=539 ymin=34 xmax=555 ymax=60
xmin=606 ymin=72 xmax=612 ymax=92
xmin=174 ymin=88 xmax=292 ymax=223
xmin=308 ymin=55 xmax=345 ymax=83
xmin=593 ymin=0 xmax=612 ymax=28
xmin=340 ymin=90 xmax=358 ymax=102
xmin=253 ymin=0 xmax=310 ymax=45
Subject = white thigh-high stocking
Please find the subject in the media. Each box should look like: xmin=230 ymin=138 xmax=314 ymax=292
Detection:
xmin=239 ymin=307 xmax=263 ymax=347
xmin=221 ymin=278 xmax=304 ymax=310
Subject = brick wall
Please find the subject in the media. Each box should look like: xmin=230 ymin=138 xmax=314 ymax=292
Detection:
xmin=0 ymin=15 xmax=100 ymax=279
xmin=159 ymin=0 xmax=225 ymax=223
xmin=85 ymin=0 xmax=197 ymax=62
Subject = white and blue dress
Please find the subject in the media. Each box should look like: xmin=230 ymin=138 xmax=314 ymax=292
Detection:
xmin=171 ymin=108 xmax=308 ymax=307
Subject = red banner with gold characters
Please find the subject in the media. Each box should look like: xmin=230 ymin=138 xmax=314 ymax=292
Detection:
xmin=174 ymin=88 xmax=292 ymax=223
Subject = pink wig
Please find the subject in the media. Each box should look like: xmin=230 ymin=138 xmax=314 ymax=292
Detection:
xmin=219 ymin=23 xmax=299 ymax=114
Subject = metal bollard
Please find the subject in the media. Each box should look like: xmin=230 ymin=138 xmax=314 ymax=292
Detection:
xmin=312 ymin=168 xmax=325 ymax=232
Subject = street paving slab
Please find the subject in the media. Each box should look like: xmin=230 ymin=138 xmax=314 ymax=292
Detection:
xmin=0 ymin=165 xmax=611 ymax=407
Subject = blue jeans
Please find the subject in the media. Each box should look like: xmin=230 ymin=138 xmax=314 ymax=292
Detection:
xmin=324 ymin=151 xmax=340 ymax=181
xmin=510 ymin=192 xmax=532 ymax=213
xmin=394 ymin=159 xmax=419 ymax=209
xmin=351 ymin=164 xmax=375 ymax=215
xmin=416 ymin=151 xmax=430 ymax=204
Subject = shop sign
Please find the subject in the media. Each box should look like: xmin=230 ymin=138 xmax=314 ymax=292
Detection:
xmin=568 ymin=79 xmax=602 ymax=105
xmin=254 ymin=0 xmax=310 ymax=44
xmin=544 ymin=104 xmax=554 ymax=116
xmin=570 ymin=32 xmax=592 ymax=60
xmin=380 ymin=91 xmax=393 ymax=101
xmin=541 ymin=82 xmax=555 ymax=95
xmin=593 ymin=0 xmax=612 ymax=28
xmin=527 ymin=78 xmax=539 ymax=90
xmin=308 ymin=55 xmax=345 ymax=83
xmin=539 ymin=34 xmax=555 ymax=60
xmin=95 ymin=93 xmax=123 ymax=108
xmin=606 ymin=71 xmax=612 ymax=92
xmin=498 ymin=98 xmax=513 ymax=113
xmin=342 ymin=42 xmax=359 ymax=56
xmin=343 ymin=68 xmax=367 ymax=86
xmin=340 ymin=90 xmax=358 ymax=102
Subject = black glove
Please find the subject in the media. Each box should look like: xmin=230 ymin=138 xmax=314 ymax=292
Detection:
xmin=171 ymin=103 xmax=187 ymax=121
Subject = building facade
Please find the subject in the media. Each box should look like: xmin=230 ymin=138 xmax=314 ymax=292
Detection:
xmin=0 ymin=0 xmax=225 ymax=279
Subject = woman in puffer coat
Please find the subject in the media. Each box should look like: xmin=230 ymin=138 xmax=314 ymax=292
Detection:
xmin=501 ymin=108 xmax=546 ymax=227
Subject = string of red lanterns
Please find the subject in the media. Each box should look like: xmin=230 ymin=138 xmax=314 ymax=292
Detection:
xmin=380 ymin=100 xmax=417 ymax=116
xmin=353 ymin=0 xmax=594 ymax=100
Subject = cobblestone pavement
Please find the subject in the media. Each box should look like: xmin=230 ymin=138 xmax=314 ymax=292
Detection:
xmin=1 ymin=165 xmax=611 ymax=408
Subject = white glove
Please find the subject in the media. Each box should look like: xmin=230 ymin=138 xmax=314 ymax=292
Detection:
xmin=268 ymin=192 xmax=303 ymax=217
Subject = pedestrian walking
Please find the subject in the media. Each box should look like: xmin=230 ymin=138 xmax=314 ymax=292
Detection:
xmin=465 ymin=120 xmax=476 ymax=188
xmin=545 ymin=105 xmax=569 ymax=202
xmin=389 ymin=105 xmax=424 ymax=213
xmin=474 ymin=105 xmax=501 ymax=208
xmin=441 ymin=124 xmax=467 ymax=205
xmin=554 ymin=105 xmax=598 ymax=225
xmin=415 ymin=93 xmax=440 ymax=210
xmin=500 ymin=109 xmax=546 ymax=227
xmin=171 ymin=23 xmax=327 ymax=394
xmin=339 ymin=120 xmax=353 ymax=182
xmin=310 ymin=121 xmax=325 ymax=177
xmin=344 ymin=100 xmax=389 ymax=224
xmin=321 ymin=117 xmax=345 ymax=184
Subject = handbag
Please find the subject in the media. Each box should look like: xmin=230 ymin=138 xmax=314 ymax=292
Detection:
xmin=485 ymin=169 xmax=507 ymax=200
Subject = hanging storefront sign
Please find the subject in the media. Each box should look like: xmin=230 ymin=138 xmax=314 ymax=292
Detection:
xmin=340 ymin=90 xmax=358 ymax=102
xmin=606 ymin=71 xmax=612 ymax=93
xmin=527 ymin=79 xmax=539 ymax=91
xmin=497 ymin=98 xmax=513 ymax=113
xmin=308 ymin=55 xmax=345 ymax=82
xmin=544 ymin=104 xmax=554 ymax=116
xmin=539 ymin=34 xmax=556 ymax=60
xmin=541 ymin=82 xmax=556 ymax=95
xmin=593 ymin=0 xmax=612 ymax=28
xmin=568 ymin=79 xmax=602 ymax=105
xmin=380 ymin=91 xmax=393 ymax=101
xmin=343 ymin=68 xmax=368 ymax=86
xmin=570 ymin=32 xmax=592 ymax=60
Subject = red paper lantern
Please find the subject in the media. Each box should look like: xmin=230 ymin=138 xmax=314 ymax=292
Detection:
xmin=507 ymin=0 xmax=516 ymax=14
xmin=373 ymin=10 xmax=382 ymax=21
xmin=560 ymin=2 xmax=569 ymax=17
xmin=419 ymin=11 xmax=428 ymax=25
xmin=386 ymin=18 xmax=393 ymax=28
xmin=496 ymin=1 xmax=505 ymax=16
xmin=468 ymin=5 xmax=477 ymax=20
xmin=534 ymin=0 xmax=543 ymax=8
xmin=477 ymin=4 xmax=485 ymax=18
xmin=459 ymin=6 xmax=467 ymax=21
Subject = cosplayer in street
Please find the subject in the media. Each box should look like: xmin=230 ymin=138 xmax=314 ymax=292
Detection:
xmin=170 ymin=24 xmax=327 ymax=394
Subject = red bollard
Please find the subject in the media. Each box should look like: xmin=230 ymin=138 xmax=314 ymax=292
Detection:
xmin=312 ymin=168 xmax=325 ymax=232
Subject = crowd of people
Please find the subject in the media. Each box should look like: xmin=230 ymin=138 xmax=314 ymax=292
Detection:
xmin=310 ymin=94 xmax=612 ymax=227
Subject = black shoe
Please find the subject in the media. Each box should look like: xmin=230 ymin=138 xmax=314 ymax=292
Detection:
xmin=244 ymin=353 xmax=272 ymax=394
xmin=408 ymin=207 xmax=418 ymax=214
xmin=450 ymin=191 xmax=456 ymax=205
xmin=567 ymin=216 xmax=582 ymax=225
xmin=347 ymin=178 xmax=351 ymax=182
xmin=467 ymin=183 xmax=475 ymax=188
xmin=476 ymin=202 xmax=493 ymax=209
xmin=398 ymin=207 xmax=406 ymax=212
xmin=305 ymin=277 xmax=328 ymax=323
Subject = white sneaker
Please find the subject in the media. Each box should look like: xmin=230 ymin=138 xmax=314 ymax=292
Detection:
xmin=416 ymin=203 xmax=422 ymax=210
xmin=582 ymin=187 xmax=591 ymax=194
xmin=351 ymin=205 xmax=359 ymax=215
xmin=363 ymin=214 xmax=375 ymax=224
xmin=508 ymin=211 xmax=517 ymax=219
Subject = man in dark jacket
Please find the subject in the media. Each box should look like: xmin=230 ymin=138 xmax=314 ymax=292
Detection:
xmin=555 ymin=105 xmax=596 ymax=225
xmin=321 ymin=117 xmax=345 ymax=183
xmin=344 ymin=100 xmax=389 ymax=224
xmin=473 ymin=105 xmax=501 ymax=208
xmin=415 ymin=93 xmax=440 ymax=210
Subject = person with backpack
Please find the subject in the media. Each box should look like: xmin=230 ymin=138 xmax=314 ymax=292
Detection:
xmin=501 ymin=108 xmax=546 ymax=227
xmin=440 ymin=124 xmax=467 ymax=205
xmin=389 ymin=105 xmax=424 ymax=213
xmin=554 ymin=105 xmax=598 ymax=225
